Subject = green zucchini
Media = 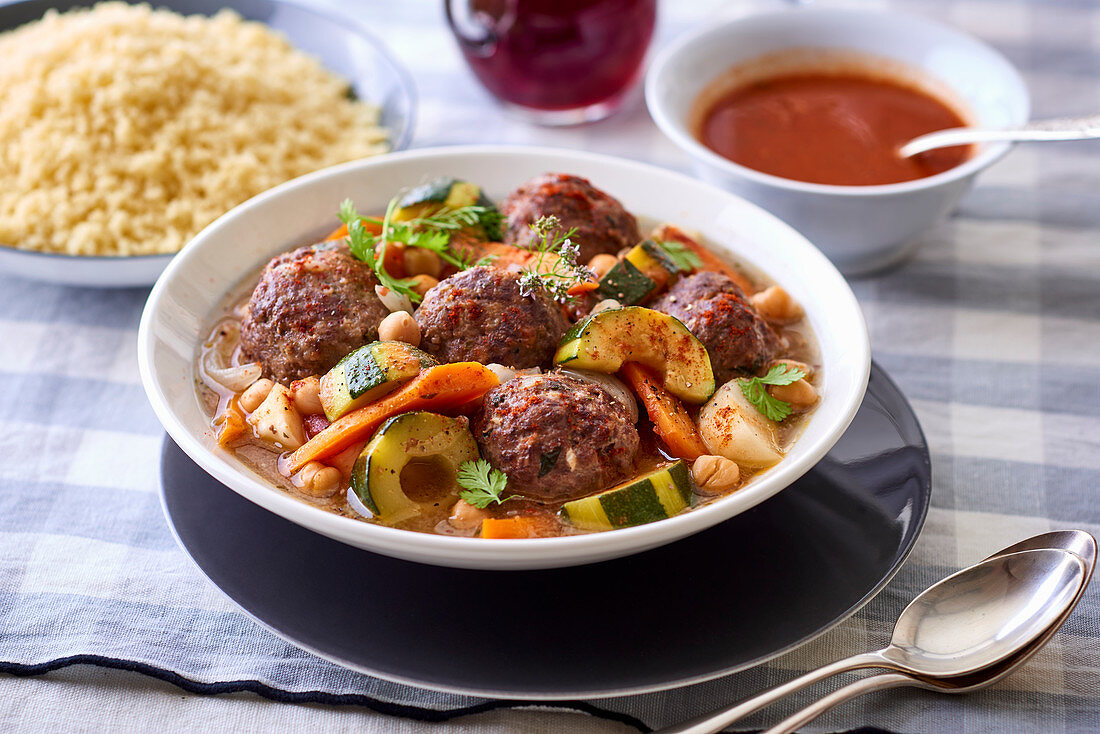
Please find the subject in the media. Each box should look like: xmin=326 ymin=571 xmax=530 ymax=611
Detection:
xmin=351 ymin=411 xmax=480 ymax=524
xmin=561 ymin=461 xmax=693 ymax=531
xmin=596 ymin=258 xmax=656 ymax=305
xmin=554 ymin=306 xmax=716 ymax=403
xmin=396 ymin=178 xmax=482 ymax=217
xmin=394 ymin=177 xmax=503 ymax=240
xmin=319 ymin=341 xmax=437 ymax=421
xmin=626 ymin=239 xmax=680 ymax=286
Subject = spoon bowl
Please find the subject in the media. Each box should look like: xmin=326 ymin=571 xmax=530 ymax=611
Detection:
xmin=881 ymin=549 xmax=1086 ymax=677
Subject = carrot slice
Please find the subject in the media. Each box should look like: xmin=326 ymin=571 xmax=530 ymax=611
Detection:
xmin=619 ymin=361 xmax=708 ymax=462
xmin=285 ymin=362 xmax=499 ymax=472
xmin=324 ymin=218 xmax=383 ymax=242
xmin=566 ymin=279 xmax=600 ymax=296
xmin=650 ymin=224 xmax=756 ymax=295
xmin=480 ymin=516 xmax=553 ymax=539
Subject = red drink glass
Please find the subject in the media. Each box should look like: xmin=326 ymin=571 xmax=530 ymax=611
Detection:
xmin=446 ymin=0 xmax=657 ymax=125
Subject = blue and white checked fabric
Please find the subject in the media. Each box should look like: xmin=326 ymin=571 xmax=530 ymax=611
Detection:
xmin=2 ymin=0 xmax=1099 ymax=731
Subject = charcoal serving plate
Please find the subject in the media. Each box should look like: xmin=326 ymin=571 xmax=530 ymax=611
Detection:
xmin=159 ymin=362 xmax=930 ymax=699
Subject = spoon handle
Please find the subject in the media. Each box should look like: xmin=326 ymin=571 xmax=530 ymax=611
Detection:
xmin=652 ymin=652 xmax=887 ymax=734
xmin=761 ymin=672 xmax=916 ymax=734
xmin=899 ymin=114 xmax=1100 ymax=157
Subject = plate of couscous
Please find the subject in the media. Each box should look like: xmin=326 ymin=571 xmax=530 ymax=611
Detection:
xmin=0 ymin=0 xmax=415 ymax=287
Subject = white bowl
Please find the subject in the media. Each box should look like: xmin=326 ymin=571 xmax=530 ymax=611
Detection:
xmin=646 ymin=9 xmax=1030 ymax=275
xmin=138 ymin=145 xmax=870 ymax=570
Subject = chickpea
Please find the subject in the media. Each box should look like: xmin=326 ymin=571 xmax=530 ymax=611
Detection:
xmin=587 ymin=253 xmax=619 ymax=280
xmin=299 ymin=461 xmax=341 ymax=498
xmin=408 ymin=274 xmax=439 ymax=298
xmin=403 ymin=247 xmax=443 ymax=278
xmin=449 ymin=499 xmax=489 ymax=530
xmin=692 ymin=454 xmax=741 ymax=496
xmin=773 ymin=359 xmax=813 ymax=379
xmin=239 ymin=378 xmax=274 ymax=412
xmin=591 ymin=298 xmax=621 ymax=315
xmin=289 ymin=375 xmax=323 ymax=415
xmin=378 ymin=311 xmax=421 ymax=346
xmin=751 ymin=285 xmax=803 ymax=323
xmin=767 ymin=378 xmax=818 ymax=412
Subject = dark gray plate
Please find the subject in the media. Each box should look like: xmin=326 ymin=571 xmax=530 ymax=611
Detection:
xmin=160 ymin=362 xmax=930 ymax=699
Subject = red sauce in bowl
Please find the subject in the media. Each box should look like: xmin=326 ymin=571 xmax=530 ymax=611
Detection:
xmin=696 ymin=72 xmax=973 ymax=186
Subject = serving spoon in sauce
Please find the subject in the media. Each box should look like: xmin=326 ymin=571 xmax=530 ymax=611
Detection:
xmin=899 ymin=113 xmax=1100 ymax=157
xmin=657 ymin=531 xmax=1095 ymax=734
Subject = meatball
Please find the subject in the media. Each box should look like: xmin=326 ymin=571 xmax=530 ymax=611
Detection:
xmin=241 ymin=243 xmax=390 ymax=384
xmin=474 ymin=372 xmax=639 ymax=502
xmin=500 ymin=173 xmax=640 ymax=264
xmin=415 ymin=266 xmax=568 ymax=369
xmin=651 ymin=271 xmax=782 ymax=383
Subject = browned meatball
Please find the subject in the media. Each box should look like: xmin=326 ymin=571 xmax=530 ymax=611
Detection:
xmin=474 ymin=372 xmax=639 ymax=502
xmin=500 ymin=173 xmax=640 ymax=264
xmin=651 ymin=271 xmax=782 ymax=382
xmin=414 ymin=266 xmax=568 ymax=368
xmin=240 ymin=243 xmax=389 ymax=384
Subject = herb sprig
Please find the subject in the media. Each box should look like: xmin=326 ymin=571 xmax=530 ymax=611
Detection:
xmin=656 ymin=239 xmax=704 ymax=272
xmin=456 ymin=459 xmax=513 ymax=509
xmin=338 ymin=195 xmax=502 ymax=303
xmin=738 ymin=363 xmax=807 ymax=422
xmin=516 ymin=215 xmax=594 ymax=303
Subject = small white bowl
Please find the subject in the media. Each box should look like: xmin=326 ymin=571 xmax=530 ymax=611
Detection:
xmin=138 ymin=145 xmax=870 ymax=570
xmin=646 ymin=9 xmax=1030 ymax=275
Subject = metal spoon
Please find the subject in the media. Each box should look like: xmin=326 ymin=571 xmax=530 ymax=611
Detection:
xmin=898 ymin=114 xmax=1100 ymax=157
xmin=762 ymin=538 xmax=1095 ymax=733
xmin=657 ymin=543 xmax=1092 ymax=734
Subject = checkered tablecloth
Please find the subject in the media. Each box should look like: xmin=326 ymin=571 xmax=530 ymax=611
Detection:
xmin=2 ymin=0 xmax=1099 ymax=731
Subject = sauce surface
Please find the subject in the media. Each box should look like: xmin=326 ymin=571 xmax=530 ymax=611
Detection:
xmin=697 ymin=72 xmax=973 ymax=186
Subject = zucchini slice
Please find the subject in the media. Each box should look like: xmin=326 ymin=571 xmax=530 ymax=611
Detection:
xmin=561 ymin=461 xmax=693 ymax=531
xmin=394 ymin=177 xmax=502 ymax=240
xmin=351 ymin=411 xmax=480 ymax=524
xmin=396 ymin=177 xmax=482 ymax=216
xmin=554 ymin=306 xmax=716 ymax=403
xmin=596 ymin=258 xmax=656 ymax=305
xmin=319 ymin=341 xmax=438 ymax=421
xmin=625 ymin=239 xmax=680 ymax=291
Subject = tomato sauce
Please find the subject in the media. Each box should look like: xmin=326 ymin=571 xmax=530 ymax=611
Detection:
xmin=697 ymin=72 xmax=973 ymax=186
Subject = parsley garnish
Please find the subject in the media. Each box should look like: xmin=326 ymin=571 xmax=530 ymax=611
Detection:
xmin=338 ymin=193 xmax=503 ymax=303
xmin=516 ymin=215 xmax=594 ymax=304
xmin=656 ymin=239 xmax=704 ymax=272
xmin=738 ymin=363 xmax=807 ymax=422
xmin=456 ymin=459 xmax=513 ymax=508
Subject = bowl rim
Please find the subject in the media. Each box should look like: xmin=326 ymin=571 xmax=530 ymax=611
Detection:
xmin=138 ymin=144 xmax=871 ymax=569
xmin=645 ymin=7 xmax=1032 ymax=197
xmin=0 ymin=0 xmax=417 ymax=263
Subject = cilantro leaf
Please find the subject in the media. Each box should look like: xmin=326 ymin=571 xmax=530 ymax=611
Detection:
xmin=738 ymin=364 xmax=808 ymax=422
xmin=655 ymin=239 xmax=704 ymax=272
xmin=338 ymin=194 xmax=505 ymax=302
xmin=456 ymin=459 xmax=512 ymax=509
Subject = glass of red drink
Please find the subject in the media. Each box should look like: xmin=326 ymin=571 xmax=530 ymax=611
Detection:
xmin=445 ymin=0 xmax=657 ymax=125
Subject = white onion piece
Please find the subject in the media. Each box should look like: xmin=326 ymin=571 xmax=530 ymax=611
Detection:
xmin=515 ymin=367 xmax=542 ymax=377
xmin=346 ymin=487 xmax=374 ymax=519
xmin=560 ymin=368 xmax=639 ymax=423
xmin=209 ymin=362 xmax=263 ymax=393
xmin=591 ymin=298 xmax=621 ymax=315
xmin=485 ymin=363 xmax=517 ymax=384
xmin=201 ymin=320 xmax=263 ymax=392
xmin=375 ymin=285 xmax=413 ymax=314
